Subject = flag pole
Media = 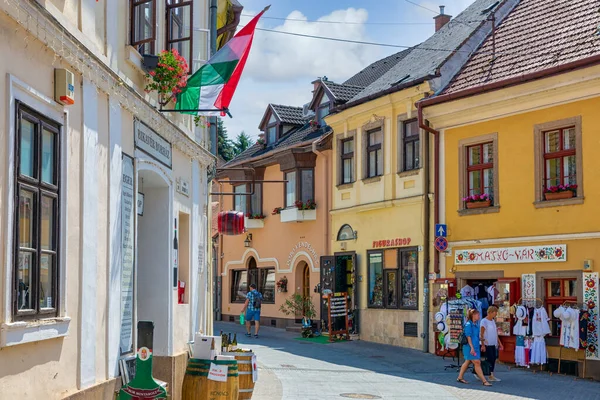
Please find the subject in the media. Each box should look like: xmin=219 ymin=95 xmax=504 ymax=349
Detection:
xmin=159 ymin=108 xmax=233 ymax=118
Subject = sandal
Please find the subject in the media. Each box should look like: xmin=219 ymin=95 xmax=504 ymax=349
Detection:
xmin=456 ymin=378 xmax=468 ymax=384
xmin=483 ymin=382 xmax=492 ymax=387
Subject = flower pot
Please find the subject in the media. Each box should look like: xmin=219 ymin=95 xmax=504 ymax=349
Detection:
xmin=244 ymin=217 xmax=264 ymax=229
xmin=544 ymin=191 xmax=574 ymax=201
xmin=280 ymin=208 xmax=317 ymax=223
xmin=466 ymin=200 xmax=492 ymax=209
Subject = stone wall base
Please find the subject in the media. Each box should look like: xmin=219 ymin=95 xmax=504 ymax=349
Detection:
xmin=154 ymin=352 xmax=189 ymax=400
xmin=62 ymin=378 xmax=120 ymax=400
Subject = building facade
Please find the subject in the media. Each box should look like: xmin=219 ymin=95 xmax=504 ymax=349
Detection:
xmin=0 ymin=0 xmax=214 ymax=398
xmin=421 ymin=0 xmax=600 ymax=378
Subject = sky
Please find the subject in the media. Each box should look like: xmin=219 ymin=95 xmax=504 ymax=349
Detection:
xmin=224 ymin=0 xmax=475 ymax=141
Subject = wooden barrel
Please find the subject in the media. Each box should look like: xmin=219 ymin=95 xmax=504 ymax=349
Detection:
xmin=222 ymin=352 xmax=255 ymax=400
xmin=218 ymin=211 xmax=245 ymax=236
xmin=182 ymin=359 xmax=239 ymax=400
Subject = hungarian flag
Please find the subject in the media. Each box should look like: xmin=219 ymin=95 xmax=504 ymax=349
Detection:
xmin=175 ymin=6 xmax=269 ymax=115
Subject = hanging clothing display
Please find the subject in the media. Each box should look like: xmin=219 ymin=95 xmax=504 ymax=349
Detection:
xmin=515 ymin=336 xmax=527 ymax=367
xmin=530 ymin=336 xmax=547 ymax=365
xmin=579 ymin=310 xmax=590 ymax=350
xmin=514 ymin=305 xmax=550 ymax=366
xmin=460 ymin=284 xmax=474 ymax=298
xmin=531 ymin=307 xmax=551 ymax=337
xmin=558 ymin=307 xmax=581 ymax=350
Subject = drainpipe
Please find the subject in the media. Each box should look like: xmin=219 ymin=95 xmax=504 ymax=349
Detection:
xmin=312 ymin=139 xmax=330 ymax=256
xmin=209 ymin=0 xmax=218 ymax=156
xmin=421 ymin=113 xmax=431 ymax=353
xmin=418 ymin=102 xmax=440 ymax=354
xmin=218 ymin=182 xmax=224 ymax=321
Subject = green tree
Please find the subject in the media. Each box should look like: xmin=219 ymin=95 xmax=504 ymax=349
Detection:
xmin=217 ymin=118 xmax=235 ymax=161
xmin=233 ymin=131 xmax=253 ymax=156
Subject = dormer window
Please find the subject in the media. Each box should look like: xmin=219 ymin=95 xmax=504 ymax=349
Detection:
xmin=317 ymin=94 xmax=330 ymax=127
xmin=266 ymin=114 xmax=278 ymax=145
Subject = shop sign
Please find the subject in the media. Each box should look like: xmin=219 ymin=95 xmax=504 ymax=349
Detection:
xmin=135 ymin=121 xmax=172 ymax=168
xmin=287 ymin=241 xmax=319 ymax=268
xmin=176 ymin=177 xmax=190 ymax=197
xmin=120 ymin=154 xmax=135 ymax=355
xmin=372 ymin=237 xmax=412 ymax=249
xmin=455 ymin=244 xmax=567 ymax=265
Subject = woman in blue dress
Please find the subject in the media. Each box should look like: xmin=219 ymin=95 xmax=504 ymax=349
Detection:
xmin=457 ymin=308 xmax=492 ymax=386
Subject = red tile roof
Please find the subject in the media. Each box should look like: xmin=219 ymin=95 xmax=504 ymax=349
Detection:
xmin=444 ymin=0 xmax=600 ymax=94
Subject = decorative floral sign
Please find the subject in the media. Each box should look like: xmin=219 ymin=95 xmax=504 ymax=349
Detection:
xmin=521 ymin=274 xmax=536 ymax=300
xmin=584 ymin=272 xmax=599 ymax=360
xmin=455 ymin=245 xmax=567 ymax=265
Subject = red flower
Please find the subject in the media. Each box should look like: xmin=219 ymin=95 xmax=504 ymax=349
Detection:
xmin=588 ymin=323 xmax=596 ymax=332
xmin=588 ymin=301 xmax=596 ymax=310
xmin=554 ymin=248 xmax=563 ymax=258
xmin=469 ymin=253 xmax=475 ymax=261
xmin=458 ymin=254 xmax=464 ymax=261
xmin=587 ymin=280 xmax=596 ymax=289
xmin=589 ymin=345 xmax=596 ymax=353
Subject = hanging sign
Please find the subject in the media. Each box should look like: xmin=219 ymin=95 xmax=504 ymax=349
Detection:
xmin=455 ymin=244 xmax=567 ymax=265
xmin=208 ymin=363 xmax=229 ymax=382
xmin=251 ymin=354 xmax=258 ymax=382
xmin=120 ymin=154 xmax=135 ymax=354
xmin=135 ymin=121 xmax=172 ymax=168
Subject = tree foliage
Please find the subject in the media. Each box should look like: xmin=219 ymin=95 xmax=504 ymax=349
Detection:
xmin=233 ymin=131 xmax=253 ymax=156
xmin=217 ymin=118 xmax=235 ymax=161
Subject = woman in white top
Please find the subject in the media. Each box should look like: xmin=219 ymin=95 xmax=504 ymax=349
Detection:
xmin=480 ymin=305 xmax=504 ymax=382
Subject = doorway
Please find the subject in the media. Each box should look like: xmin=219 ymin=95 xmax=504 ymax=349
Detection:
xmin=136 ymin=168 xmax=171 ymax=356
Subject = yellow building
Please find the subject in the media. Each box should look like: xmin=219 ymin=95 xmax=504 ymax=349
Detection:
xmin=421 ymin=0 xmax=600 ymax=379
xmin=324 ymin=0 xmax=518 ymax=350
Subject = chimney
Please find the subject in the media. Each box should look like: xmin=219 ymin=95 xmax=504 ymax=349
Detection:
xmin=434 ymin=5 xmax=452 ymax=32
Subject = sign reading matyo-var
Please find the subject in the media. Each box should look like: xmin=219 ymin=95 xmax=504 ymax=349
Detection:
xmin=455 ymin=244 xmax=566 ymax=265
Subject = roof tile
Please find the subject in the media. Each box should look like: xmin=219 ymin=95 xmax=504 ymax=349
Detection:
xmin=271 ymin=104 xmax=306 ymax=125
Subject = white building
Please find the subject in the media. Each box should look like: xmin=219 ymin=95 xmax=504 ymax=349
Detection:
xmin=0 ymin=1 xmax=214 ymax=398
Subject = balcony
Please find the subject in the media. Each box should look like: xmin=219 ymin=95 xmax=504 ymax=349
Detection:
xmin=280 ymin=208 xmax=317 ymax=223
xmin=244 ymin=217 xmax=265 ymax=229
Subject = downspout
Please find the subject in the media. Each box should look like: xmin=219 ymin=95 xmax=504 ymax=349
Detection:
xmin=218 ymin=182 xmax=224 ymax=321
xmin=421 ymin=111 xmax=431 ymax=354
xmin=209 ymin=0 xmax=218 ymax=156
xmin=312 ymin=139 xmax=330 ymax=256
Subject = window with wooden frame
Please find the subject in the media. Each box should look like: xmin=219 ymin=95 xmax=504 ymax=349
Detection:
xmin=14 ymin=102 xmax=61 ymax=319
xmin=466 ymin=142 xmax=494 ymax=198
xmin=231 ymin=267 xmax=275 ymax=304
xmin=367 ymin=248 xmax=418 ymax=310
xmin=166 ymin=0 xmax=193 ymax=73
xmin=130 ymin=0 xmax=157 ymax=55
xmin=317 ymin=94 xmax=330 ymax=127
xmin=402 ymin=119 xmax=420 ymax=171
xmin=366 ymin=128 xmax=383 ymax=178
xmin=231 ymin=269 xmax=248 ymax=303
xmin=534 ymin=117 xmax=583 ymax=206
xmin=233 ymin=183 xmax=262 ymax=216
xmin=259 ymin=268 xmax=275 ymax=304
xmin=544 ymin=278 xmax=577 ymax=337
xmin=284 ymin=169 xmax=314 ymax=207
xmin=340 ymin=138 xmax=354 ymax=184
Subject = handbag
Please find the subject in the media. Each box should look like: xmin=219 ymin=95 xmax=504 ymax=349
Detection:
xmin=459 ymin=332 xmax=469 ymax=346
xmin=481 ymin=358 xmax=491 ymax=376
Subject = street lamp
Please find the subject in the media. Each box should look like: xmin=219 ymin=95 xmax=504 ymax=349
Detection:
xmin=244 ymin=233 xmax=252 ymax=248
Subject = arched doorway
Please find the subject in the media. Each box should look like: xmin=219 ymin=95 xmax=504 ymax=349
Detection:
xmin=302 ymin=264 xmax=311 ymax=316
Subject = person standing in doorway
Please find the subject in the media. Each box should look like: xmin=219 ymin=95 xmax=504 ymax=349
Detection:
xmin=242 ymin=283 xmax=263 ymax=338
xmin=457 ymin=309 xmax=492 ymax=386
xmin=480 ymin=305 xmax=504 ymax=382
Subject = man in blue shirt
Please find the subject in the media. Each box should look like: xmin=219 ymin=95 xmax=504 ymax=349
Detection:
xmin=242 ymin=283 xmax=263 ymax=338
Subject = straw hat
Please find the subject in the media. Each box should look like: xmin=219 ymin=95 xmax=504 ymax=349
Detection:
xmin=436 ymin=321 xmax=448 ymax=333
xmin=434 ymin=312 xmax=445 ymax=322
xmin=444 ymin=333 xmax=458 ymax=349
xmin=562 ymin=307 xmax=577 ymax=322
xmin=516 ymin=305 xmax=527 ymax=320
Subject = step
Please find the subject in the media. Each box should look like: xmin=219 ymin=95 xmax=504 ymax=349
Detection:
xmin=285 ymin=324 xmax=303 ymax=333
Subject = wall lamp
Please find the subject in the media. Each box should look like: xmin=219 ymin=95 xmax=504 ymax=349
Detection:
xmin=244 ymin=233 xmax=253 ymax=248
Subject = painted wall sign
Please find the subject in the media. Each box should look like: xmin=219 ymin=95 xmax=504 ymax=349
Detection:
xmin=176 ymin=177 xmax=190 ymax=197
xmin=120 ymin=155 xmax=135 ymax=354
xmin=286 ymin=241 xmax=319 ymax=268
xmin=454 ymin=244 xmax=567 ymax=265
xmin=135 ymin=121 xmax=172 ymax=168
xmin=372 ymin=237 xmax=412 ymax=249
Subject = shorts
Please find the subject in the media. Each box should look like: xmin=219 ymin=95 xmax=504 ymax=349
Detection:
xmin=246 ymin=309 xmax=260 ymax=321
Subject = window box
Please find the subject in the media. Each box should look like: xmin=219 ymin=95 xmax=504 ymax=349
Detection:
xmin=280 ymin=208 xmax=316 ymax=223
xmin=244 ymin=217 xmax=265 ymax=229
xmin=544 ymin=191 xmax=574 ymax=201
xmin=466 ymin=200 xmax=492 ymax=209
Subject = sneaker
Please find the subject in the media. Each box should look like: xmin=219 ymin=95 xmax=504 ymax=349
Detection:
xmin=472 ymin=373 xmax=481 ymax=381
xmin=489 ymin=376 xmax=501 ymax=382
xmin=254 ymin=334 xmax=259 ymax=339
xmin=245 ymin=333 xmax=251 ymax=337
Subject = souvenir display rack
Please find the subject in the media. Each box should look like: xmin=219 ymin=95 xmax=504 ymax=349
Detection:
xmin=555 ymin=301 xmax=590 ymax=380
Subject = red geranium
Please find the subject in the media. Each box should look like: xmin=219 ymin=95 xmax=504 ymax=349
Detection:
xmin=144 ymin=49 xmax=188 ymax=106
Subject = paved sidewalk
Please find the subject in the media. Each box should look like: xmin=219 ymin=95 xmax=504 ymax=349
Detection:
xmin=215 ymin=322 xmax=600 ymax=400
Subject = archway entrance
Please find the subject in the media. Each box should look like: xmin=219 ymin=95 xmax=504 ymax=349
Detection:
xmin=302 ymin=264 xmax=310 ymax=316
xmin=136 ymin=167 xmax=171 ymax=356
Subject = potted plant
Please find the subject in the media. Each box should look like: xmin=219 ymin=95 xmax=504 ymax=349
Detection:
xmin=144 ymin=49 xmax=188 ymax=107
xmin=463 ymin=193 xmax=492 ymax=209
xmin=294 ymin=199 xmax=317 ymax=210
xmin=280 ymin=200 xmax=317 ymax=222
xmin=245 ymin=213 xmax=266 ymax=229
xmin=279 ymin=293 xmax=316 ymax=337
xmin=544 ymin=184 xmax=577 ymax=201
xmin=272 ymin=207 xmax=283 ymax=215
xmin=276 ymin=276 xmax=288 ymax=293
xmin=309 ymin=120 xmax=319 ymax=131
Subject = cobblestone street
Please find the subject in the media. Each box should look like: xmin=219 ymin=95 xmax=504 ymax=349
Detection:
xmin=215 ymin=322 xmax=600 ymax=400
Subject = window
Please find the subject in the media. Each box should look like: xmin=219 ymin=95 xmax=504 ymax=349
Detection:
xmin=317 ymin=94 xmax=330 ymax=127
xmin=402 ymin=119 xmax=420 ymax=171
xmin=340 ymin=138 xmax=354 ymax=184
xmin=231 ymin=267 xmax=275 ymax=304
xmin=259 ymin=268 xmax=275 ymax=304
xmin=14 ymin=102 xmax=61 ymax=318
xmin=544 ymin=278 xmax=577 ymax=337
xmin=231 ymin=270 xmax=248 ymax=302
xmin=466 ymin=142 xmax=494 ymax=197
xmin=534 ymin=117 xmax=583 ymax=206
xmin=367 ymin=248 xmax=418 ymax=309
xmin=234 ymin=183 xmax=262 ymax=216
xmin=543 ymin=127 xmax=576 ymax=190
xmin=366 ymin=128 xmax=383 ymax=178
xmin=130 ymin=0 xmax=157 ymax=55
xmin=284 ymin=169 xmax=314 ymax=207
xmin=166 ymin=0 xmax=193 ymax=72
xmin=458 ymin=133 xmax=499 ymax=214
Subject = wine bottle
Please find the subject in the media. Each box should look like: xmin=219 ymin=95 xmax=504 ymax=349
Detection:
xmin=228 ymin=333 xmax=233 ymax=352
xmin=222 ymin=334 xmax=228 ymax=352
xmin=231 ymin=334 xmax=238 ymax=351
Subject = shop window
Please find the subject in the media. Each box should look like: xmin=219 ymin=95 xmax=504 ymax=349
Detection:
xmin=234 ymin=183 xmax=262 ymax=216
xmin=259 ymin=268 xmax=275 ymax=304
xmin=367 ymin=248 xmax=418 ymax=310
xmin=166 ymin=0 xmax=193 ymax=73
xmin=458 ymin=133 xmax=499 ymax=214
xmin=340 ymin=137 xmax=354 ymax=184
xmin=365 ymin=128 xmax=383 ymax=178
xmin=545 ymin=278 xmax=577 ymax=337
xmin=284 ymin=169 xmax=314 ymax=207
xmin=231 ymin=270 xmax=248 ymax=303
xmin=534 ymin=117 xmax=583 ymax=207
xmin=130 ymin=0 xmax=157 ymax=55
xmin=400 ymin=119 xmax=420 ymax=172
xmin=14 ymin=102 xmax=61 ymax=319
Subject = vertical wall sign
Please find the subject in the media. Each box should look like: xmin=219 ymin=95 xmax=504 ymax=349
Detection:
xmin=120 ymin=154 xmax=135 ymax=354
